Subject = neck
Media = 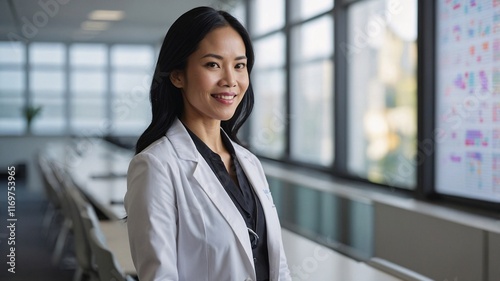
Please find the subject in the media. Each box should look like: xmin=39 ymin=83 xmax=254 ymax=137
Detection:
xmin=181 ymin=117 xmax=224 ymax=153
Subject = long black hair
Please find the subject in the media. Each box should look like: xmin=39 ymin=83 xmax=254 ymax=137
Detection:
xmin=135 ymin=6 xmax=255 ymax=154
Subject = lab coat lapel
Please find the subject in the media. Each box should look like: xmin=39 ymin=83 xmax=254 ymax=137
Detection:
xmin=192 ymin=159 xmax=255 ymax=264
xmin=166 ymin=119 xmax=255 ymax=271
xmin=235 ymin=147 xmax=282 ymax=281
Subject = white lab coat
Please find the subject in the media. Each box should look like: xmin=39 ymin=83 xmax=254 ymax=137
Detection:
xmin=125 ymin=119 xmax=291 ymax=281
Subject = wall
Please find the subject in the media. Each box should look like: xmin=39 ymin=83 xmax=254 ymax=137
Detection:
xmin=489 ymin=232 xmax=500 ymax=281
xmin=0 ymin=136 xmax=68 ymax=192
xmin=374 ymin=202 xmax=499 ymax=281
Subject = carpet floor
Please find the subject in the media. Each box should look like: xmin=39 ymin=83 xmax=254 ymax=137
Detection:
xmin=0 ymin=180 xmax=75 ymax=281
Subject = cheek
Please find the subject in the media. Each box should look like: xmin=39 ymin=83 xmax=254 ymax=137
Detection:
xmin=239 ymin=74 xmax=250 ymax=90
xmin=185 ymin=67 xmax=213 ymax=89
xmin=194 ymin=73 xmax=219 ymax=91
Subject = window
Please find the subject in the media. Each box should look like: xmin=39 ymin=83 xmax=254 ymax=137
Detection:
xmin=0 ymin=42 xmax=25 ymax=135
xmin=251 ymin=0 xmax=285 ymax=36
xmin=0 ymin=42 xmax=155 ymax=136
xmin=227 ymin=0 xmax=246 ymax=26
xmin=291 ymin=0 xmax=334 ymax=21
xmin=70 ymin=44 xmax=107 ymax=133
xmin=249 ymin=0 xmax=334 ymax=166
xmin=30 ymin=43 xmax=66 ymax=134
xmin=247 ymin=0 xmax=418 ymax=184
xmin=250 ymin=33 xmax=287 ymax=157
xmin=110 ymin=45 xmax=154 ymax=135
xmin=249 ymin=0 xmax=287 ymax=159
xmin=290 ymin=15 xmax=334 ymax=166
xmin=346 ymin=0 xmax=418 ymax=188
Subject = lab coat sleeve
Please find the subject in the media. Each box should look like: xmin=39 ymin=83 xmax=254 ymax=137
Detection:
xmin=125 ymin=152 xmax=178 ymax=281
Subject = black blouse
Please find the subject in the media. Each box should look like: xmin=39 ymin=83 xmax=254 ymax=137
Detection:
xmin=186 ymin=127 xmax=270 ymax=281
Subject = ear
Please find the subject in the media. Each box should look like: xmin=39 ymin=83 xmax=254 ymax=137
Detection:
xmin=170 ymin=70 xmax=185 ymax=89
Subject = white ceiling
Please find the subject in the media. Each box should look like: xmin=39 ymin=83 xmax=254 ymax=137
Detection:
xmin=0 ymin=0 xmax=240 ymax=44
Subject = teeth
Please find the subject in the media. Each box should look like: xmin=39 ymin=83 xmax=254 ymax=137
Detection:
xmin=213 ymin=95 xmax=234 ymax=100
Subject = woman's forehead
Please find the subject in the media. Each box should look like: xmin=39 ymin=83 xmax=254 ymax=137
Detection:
xmin=195 ymin=26 xmax=246 ymax=58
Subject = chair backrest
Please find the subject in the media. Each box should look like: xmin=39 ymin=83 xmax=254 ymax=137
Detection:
xmin=88 ymin=228 xmax=133 ymax=281
xmin=50 ymin=162 xmax=74 ymax=224
xmin=80 ymin=201 xmax=102 ymax=243
xmin=65 ymin=183 xmax=95 ymax=275
xmin=37 ymin=154 xmax=63 ymax=209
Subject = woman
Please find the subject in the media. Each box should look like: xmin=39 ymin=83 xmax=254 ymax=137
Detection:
xmin=125 ymin=6 xmax=291 ymax=281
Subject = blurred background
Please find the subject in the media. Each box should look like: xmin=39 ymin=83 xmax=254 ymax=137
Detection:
xmin=0 ymin=0 xmax=499 ymax=280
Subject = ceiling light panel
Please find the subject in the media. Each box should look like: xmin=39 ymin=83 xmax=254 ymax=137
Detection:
xmin=88 ymin=10 xmax=125 ymax=21
xmin=81 ymin=21 xmax=110 ymax=31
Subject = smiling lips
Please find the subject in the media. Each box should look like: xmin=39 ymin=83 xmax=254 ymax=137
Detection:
xmin=211 ymin=93 xmax=237 ymax=104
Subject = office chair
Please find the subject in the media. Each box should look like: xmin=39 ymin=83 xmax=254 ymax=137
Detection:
xmin=49 ymin=162 xmax=75 ymax=266
xmin=37 ymin=154 xmax=64 ymax=240
xmin=66 ymin=183 xmax=100 ymax=281
xmin=88 ymin=227 xmax=135 ymax=281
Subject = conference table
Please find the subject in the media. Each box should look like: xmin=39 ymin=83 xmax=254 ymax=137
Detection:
xmin=44 ymin=138 xmax=131 ymax=219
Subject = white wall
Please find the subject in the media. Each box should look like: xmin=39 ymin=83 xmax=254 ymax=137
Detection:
xmin=0 ymin=136 xmax=69 ymax=192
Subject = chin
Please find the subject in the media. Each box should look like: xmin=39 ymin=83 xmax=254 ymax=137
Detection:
xmin=220 ymin=116 xmax=235 ymax=122
xmin=216 ymin=110 xmax=238 ymax=121
xmin=218 ymin=113 xmax=236 ymax=121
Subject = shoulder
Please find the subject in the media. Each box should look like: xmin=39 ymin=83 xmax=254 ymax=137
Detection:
xmin=139 ymin=136 xmax=174 ymax=156
xmin=126 ymin=137 xmax=178 ymax=201
xmin=232 ymin=142 xmax=262 ymax=167
xmin=233 ymin=141 xmax=256 ymax=158
xmin=129 ymin=136 xmax=177 ymax=171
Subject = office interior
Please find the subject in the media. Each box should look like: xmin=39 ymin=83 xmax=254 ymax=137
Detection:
xmin=0 ymin=0 xmax=499 ymax=280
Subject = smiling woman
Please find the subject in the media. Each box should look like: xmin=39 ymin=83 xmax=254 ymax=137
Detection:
xmin=125 ymin=6 xmax=291 ymax=281
xmin=134 ymin=7 xmax=255 ymax=155
xmin=170 ymin=26 xmax=250 ymax=130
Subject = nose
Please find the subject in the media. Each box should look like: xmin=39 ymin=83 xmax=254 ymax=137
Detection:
xmin=219 ymin=67 xmax=236 ymax=88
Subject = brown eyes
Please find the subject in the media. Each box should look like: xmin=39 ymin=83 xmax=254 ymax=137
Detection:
xmin=204 ymin=62 xmax=246 ymax=70
xmin=205 ymin=62 xmax=219 ymax=68
xmin=235 ymin=63 xmax=246 ymax=69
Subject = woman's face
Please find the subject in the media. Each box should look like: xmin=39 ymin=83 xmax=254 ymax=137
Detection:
xmin=172 ymin=26 xmax=249 ymax=123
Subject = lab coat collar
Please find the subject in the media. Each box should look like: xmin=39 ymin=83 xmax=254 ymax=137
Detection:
xmin=166 ymin=118 xmax=199 ymax=162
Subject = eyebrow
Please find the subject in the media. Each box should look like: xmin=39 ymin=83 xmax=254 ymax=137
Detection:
xmin=201 ymin=53 xmax=247 ymax=61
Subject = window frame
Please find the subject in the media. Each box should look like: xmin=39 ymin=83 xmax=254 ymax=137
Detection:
xmin=247 ymin=0 xmax=337 ymax=172
xmin=0 ymin=42 xmax=27 ymax=135
xmin=0 ymin=42 xmax=156 ymax=137
xmin=245 ymin=0 xmax=500 ymax=212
